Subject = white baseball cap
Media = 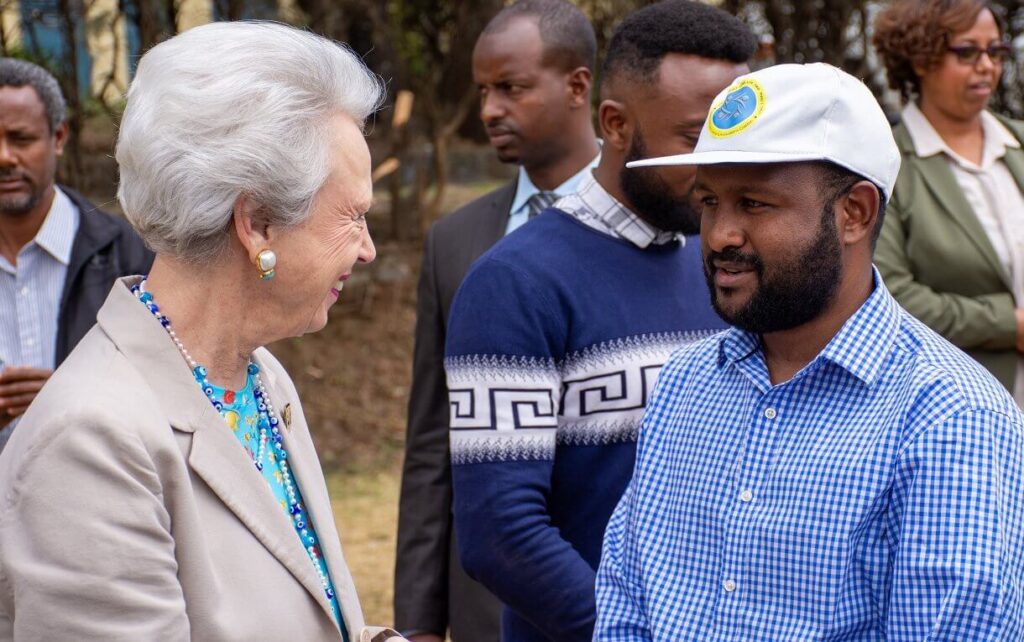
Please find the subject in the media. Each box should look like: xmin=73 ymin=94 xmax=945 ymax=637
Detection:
xmin=626 ymin=62 xmax=901 ymax=200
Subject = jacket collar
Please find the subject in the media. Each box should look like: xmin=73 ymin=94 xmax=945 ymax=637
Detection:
xmin=892 ymin=120 xmax=1015 ymax=291
xmin=64 ymin=187 xmax=121 ymax=270
xmin=901 ymin=102 xmax=1020 ymax=167
xmin=95 ymin=278 xmax=358 ymax=638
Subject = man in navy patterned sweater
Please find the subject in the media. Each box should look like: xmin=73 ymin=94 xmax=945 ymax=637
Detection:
xmin=443 ymin=2 xmax=757 ymax=640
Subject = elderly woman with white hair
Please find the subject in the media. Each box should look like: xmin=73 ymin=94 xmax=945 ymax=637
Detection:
xmin=0 ymin=22 xmax=404 ymax=642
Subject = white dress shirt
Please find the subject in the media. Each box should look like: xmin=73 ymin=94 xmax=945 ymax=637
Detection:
xmin=0 ymin=186 xmax=80 ymax=433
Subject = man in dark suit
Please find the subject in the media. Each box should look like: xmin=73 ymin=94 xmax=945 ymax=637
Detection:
xmin=0 ymin=59 xmax=153 ymax=451
xmin=394 ymin=2 xmax=600 ymax=640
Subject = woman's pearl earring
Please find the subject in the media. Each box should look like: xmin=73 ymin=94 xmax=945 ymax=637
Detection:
xmin=255 ymin=249 xmax=277 ymax=281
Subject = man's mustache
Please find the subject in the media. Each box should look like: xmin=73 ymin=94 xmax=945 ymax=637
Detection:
xmin=0 ymin=169 xmax=30 ymax=182
xmin=705 ymin=247 xmax=763 ymax=273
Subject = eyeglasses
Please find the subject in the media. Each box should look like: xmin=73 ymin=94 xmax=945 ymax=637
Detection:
xmin=947 ymin=43 xmax=1013 ymax=65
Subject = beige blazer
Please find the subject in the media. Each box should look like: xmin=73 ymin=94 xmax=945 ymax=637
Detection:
xmin=0 ymin=278 xmax=365 ymax=641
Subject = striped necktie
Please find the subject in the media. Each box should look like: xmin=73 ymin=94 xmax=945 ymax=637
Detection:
xmin=526 ymin=191 xmax=558 ymax=219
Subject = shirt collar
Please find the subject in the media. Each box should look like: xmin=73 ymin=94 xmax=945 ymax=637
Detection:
xmin=717 ymin=268 xmax=900 ymax=387
xmin=32 ymin=186 xmax=80 ymax=266
xmin=510 ymin=150 xmax=602 ymax=216
xmin=901 ymin=102 xmax=1020 ymax=170
xmin=562 ymin=173 xmax=685 ymax=249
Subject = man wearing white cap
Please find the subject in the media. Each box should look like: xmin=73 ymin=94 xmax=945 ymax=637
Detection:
xmin=594 ymin=63 xmax=1024 ymax=640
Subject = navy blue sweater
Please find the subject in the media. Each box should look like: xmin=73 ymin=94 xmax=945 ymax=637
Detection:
xmin=444 ymin=210 xmax=726 ymax=641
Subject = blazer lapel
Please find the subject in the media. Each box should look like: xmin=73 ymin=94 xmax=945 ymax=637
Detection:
xmin=895 ymin=128 xmax=1012 ymax=291
xmin=254 ymin=352 xmax=363 ymax=638
xmin=1003 ymin=146 xmax=1024 ymax=201
xmin=96 ymin=279 xmax=340 ymax=634
xmin=478 ymin=181 xmax=516 ymax=253
xmin=186 ymin=412 xmax=338 ymax=631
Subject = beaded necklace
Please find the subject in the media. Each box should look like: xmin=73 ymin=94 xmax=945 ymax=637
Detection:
xmin=131 ymin=278 xmax=340 ymax=608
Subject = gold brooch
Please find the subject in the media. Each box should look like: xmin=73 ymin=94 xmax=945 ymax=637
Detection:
xmin=283 ymin=403 xmax=293 ymax=431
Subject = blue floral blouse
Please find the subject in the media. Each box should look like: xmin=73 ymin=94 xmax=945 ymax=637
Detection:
xmin=208 ymin=374 xmax=346 ymax=638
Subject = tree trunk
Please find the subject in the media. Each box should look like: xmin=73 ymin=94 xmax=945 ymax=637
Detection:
xmin=164 ymin=0 xmax=178 ymax=34
xmin=136 ymin=0 xmax=162 ymax=52
xmin=56 ymin=0 xmax=83 ymax=188
xmin=421 ymin=86 xmax=477 ymax=227
xmin=425 ymin=125 xmax=448 ymax=227
xmin=389 ymin=146 xmax=407 ymax=241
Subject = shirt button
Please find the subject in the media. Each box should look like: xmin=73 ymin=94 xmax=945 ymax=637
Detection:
xmin=723 ymin=579 xmax=737 ymax=592
xmin=25 ymin=338 xmax=34 ymax=347
xmin=739 ymin=489 xmax=754 ymax=502
xmin=764 ymin=407 xmax=777 ymax=419
xmin=19 ymin=286 xmax=28 ymax=297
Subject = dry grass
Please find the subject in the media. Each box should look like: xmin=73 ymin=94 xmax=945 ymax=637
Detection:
xmin=328 ymin=468 xmax=401 ymax=627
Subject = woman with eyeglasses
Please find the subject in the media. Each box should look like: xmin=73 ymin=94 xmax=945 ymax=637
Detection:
xmin=873 ymin=0 xmax=1024 ymax=407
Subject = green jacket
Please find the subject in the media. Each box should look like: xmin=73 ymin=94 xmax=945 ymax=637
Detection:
xmin=874 ymin=113 xmax=1024 ymax=392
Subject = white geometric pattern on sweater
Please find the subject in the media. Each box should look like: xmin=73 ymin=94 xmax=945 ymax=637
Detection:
xmin=447 ymin=331 xmax=719 ymax=463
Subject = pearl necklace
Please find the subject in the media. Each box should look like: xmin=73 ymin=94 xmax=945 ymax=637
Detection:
xmin=132 ymin=278 xmax=283 ymax=470
xmin=131 ymin=278 xmax=338 ymax=604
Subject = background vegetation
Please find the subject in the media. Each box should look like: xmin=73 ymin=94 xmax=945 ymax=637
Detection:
xmin=2 ymin=0 xmax=1022 ymax=627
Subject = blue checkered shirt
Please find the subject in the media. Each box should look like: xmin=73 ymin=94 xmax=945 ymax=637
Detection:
xmin=594 ymin=271 xmax=1024 ymax=641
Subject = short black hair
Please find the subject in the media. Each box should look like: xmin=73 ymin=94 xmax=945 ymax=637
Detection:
xmin=817 ymin=161 xmax=888 ymax=245
xmin=482 ymin=0 xmax=597 ymax=73
xmin=0 ymin=58 xmax=66 ymax=132
xmin=601 ymin=0 xmax=757 ymax=86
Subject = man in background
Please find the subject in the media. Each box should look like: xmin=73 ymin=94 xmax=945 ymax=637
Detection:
xmin=0 ymin=58 xmax=152 ymax=452
xmin=443 ymin=2 xmax=756 ymax=640
xmin=394 ymin=2 xmax=600 ymax=640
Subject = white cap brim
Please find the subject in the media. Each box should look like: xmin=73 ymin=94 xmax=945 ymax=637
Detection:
xmin=626 ymin=150 xmax=833 ymax=168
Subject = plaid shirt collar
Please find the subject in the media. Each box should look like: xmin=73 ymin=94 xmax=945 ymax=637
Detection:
xmin=718 ymin=268 xmax=901 ymax=389
xmin=555 ymin=172 xmax=683 ymax=249
xmin=510 ymin=153 xmax=601 ymax=217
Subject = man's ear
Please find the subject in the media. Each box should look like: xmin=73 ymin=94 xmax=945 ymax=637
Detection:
xmin=838 ymin=181 xmax=881 ymax=246
xmin=232 ymin=194 xmax=270 ymax=262
xmin=566 ymin=66 xmax=593 ymax=109
xmin=53 ymin=121 xmax=68 ymax=157
xmin=598 ymin=99 xmax=631 ymax=152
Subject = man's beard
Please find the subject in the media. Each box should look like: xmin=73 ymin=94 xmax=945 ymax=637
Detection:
xmin=703 ymin=203 xmax=843 ymax=334
xmin=621 ymin=126 xmax=701 ymax=235
xmin=0 ymin=169 xmax=42 ymax=216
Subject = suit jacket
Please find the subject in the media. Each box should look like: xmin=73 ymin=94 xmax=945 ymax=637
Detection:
xmin=394 ymin=182 xmax=514 ymax=640
xmin=874 ymin=114 xmax=1024 ymax=392
xmin=0 ymin=278 xmax=364 ymax=641
xmin=57 ymin=187 xmax=154 ymax=363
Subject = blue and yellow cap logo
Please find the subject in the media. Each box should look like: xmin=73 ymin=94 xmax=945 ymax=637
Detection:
xmin=708 ymin=78 xmax=766 ymax=138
